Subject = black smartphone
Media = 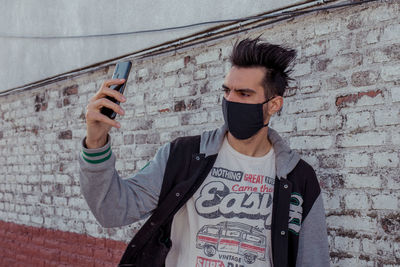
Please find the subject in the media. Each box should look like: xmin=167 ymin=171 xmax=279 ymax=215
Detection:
xmin=100 ymin=61 xmax=132 ymax=119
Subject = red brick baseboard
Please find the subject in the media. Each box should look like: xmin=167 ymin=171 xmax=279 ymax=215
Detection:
xmin=0 ymin=220 xmax=127 ymax=267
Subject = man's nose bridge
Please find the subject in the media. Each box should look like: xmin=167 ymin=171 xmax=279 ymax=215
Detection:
xmin=226 ymin=90 xmax=239 ymax=102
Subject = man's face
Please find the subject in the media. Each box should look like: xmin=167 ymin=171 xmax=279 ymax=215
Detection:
xmin=222 ymin=66 xmax=267 ymax=104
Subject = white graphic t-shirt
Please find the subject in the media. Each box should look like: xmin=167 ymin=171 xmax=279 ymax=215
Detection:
xmin=166 ymin=136 xmax=276 ymax=267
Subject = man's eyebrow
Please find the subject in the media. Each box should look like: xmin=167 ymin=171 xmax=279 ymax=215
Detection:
xmin=222 ymin=84 xmax=256 ymax=93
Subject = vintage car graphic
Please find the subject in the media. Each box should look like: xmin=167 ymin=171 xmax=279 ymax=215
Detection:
xmin=195 ymin=221 xmax=267 ymax=264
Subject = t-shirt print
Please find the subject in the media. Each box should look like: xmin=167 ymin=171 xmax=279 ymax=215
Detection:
xmin=166 ymin=136 xmax=276 ymax=267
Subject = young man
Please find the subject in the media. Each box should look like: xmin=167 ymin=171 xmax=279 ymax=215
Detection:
xmin=79 ymin=37 xmax=330 ymax=267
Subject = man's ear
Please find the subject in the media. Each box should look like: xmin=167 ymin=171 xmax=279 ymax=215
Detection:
xmin=267 ymin=96 xmax=283 ymax=116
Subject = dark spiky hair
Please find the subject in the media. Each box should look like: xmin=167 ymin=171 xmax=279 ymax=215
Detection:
xmin=229 ymin=36 xmax=297 ymax=98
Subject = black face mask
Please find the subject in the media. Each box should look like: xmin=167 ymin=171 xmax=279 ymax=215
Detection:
xmin=222 ymin=97 xmax=273 ymax=140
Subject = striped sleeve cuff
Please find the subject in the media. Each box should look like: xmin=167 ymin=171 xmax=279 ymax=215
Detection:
xmin=81 ymin=135 xmax=112 ymax=164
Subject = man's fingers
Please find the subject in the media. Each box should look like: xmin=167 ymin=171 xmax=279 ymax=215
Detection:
xmin=103 ymin=78 xmax=125 ymax=88
xmin=94 ymin=85 xmax=126 ymax=103
xmin=86 ymin=109 xmax=121 ymax=128
xmin=90 ymin=98 xmax=125 ymax=115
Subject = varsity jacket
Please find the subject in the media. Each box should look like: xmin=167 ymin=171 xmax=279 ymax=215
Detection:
xmin=79 ymin=125 xmax=330 ymax=267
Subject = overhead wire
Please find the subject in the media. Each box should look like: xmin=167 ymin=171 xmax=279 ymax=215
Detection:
xmin=0 ymin=0 xmax=380 ymax=97
xmin=0 ymin=0 xmax=378 ymax=39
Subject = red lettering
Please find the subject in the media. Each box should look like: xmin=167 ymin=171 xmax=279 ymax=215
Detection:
xmin=243 ymin=174 xmax=264 ymax=184
xmin=232 ymin=184 xmax=257 ymax=192
xmin=260 ymin=184 xmax=274 ymax=193
xmin=196 ymin=257 xmax=225 ymax=267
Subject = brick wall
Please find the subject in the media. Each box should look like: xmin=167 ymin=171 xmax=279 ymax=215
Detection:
xmin=0 ymin=220 xmax=126 ymax=266
xmin=0 ymin=1 xmax=399 ymax=266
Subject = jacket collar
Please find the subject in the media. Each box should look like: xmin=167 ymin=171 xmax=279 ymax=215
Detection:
xmin=199 ymin=124 xmax=300 ymax=179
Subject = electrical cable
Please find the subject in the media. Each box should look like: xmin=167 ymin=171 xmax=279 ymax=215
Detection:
xmin=138 ymin=0 xmax=379 ymax=59
xmin=0 ymin=0 xmax=380 ymax=97
xmin=0 ymin=0 xmax=377 ymax=39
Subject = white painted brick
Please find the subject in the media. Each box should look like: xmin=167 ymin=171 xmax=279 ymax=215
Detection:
xmin=146 ymin=104 xmax=160 ymax=115
xmin=290 ymin=135 xmax=333 ymax=150
xmin=41 ymin=175 xmax=54 ymax=183
xmin=164 ymin=76 xmax=176 ymax=87
xmin=68 ymin=198 xmax=87 ymax=210
xmin=394 ymin=242 xmax=400 ymax=260
xmin=162 ymin=59 xmax=184 ymax=72
xmin=209 ymin=66 xmax=224 ymax=77
xmin=366 ymin=29 xmax=380 ymax=44
xmin=371 ymin=194 xmax=398 ymax=210
xmin=270 ymin=117 xmax=295 ymax=133
xmin=78 ymin=210 xmax=89 ymax=221
xmin=16 ymin=175 xmax=28 ymax=183
xmin=130 ymin=93 xmax=144 ymax=105
xmin=375 ymin=239 xmax=396 ymax=258
xmin=18 ymin=214 xmax=30 ymax=223
xmin=26 ymin=195 xmax=40 ymax=203
xmin=335 ymin=236 xmax=360 ymax=252
xmin=159 ymin=132 xmax=171 ymax=143
xmin=391 ymin=87 xmax=400 ymax=103
xmin=333 ymin=258 xmax=371 ymax=267
xmin=194 ymin=70 xmax=207 ymax=80
xmin=392 ymin=131 xmax=400 ymax=145
xmin=381 ymin=65 xmax=400 ymax=82
xmin=223 ymin=61 xmax=231 ymax=74
xmin=287 ymin=97 xmax=328 ymax=114
xmin=42 ymin=196 xmax=52 ymax=205
xmin=154 ymin=116 xmax=179 ymax=128
xmin=344 ymin=153 xmax=370 ymax=168
xmin=345 ymin=112 xmax=371 ymax=129
xmin=362 ymin=238 xmax=377 ymax=254
xmin=134 ymin=105 xmax=145 ymax=117
xmin=53 ymin=196 xmax=67 ymax=206
xmin=202 ymin=95 xmax=219 ymax=108
xmin=42 ymin=206 xmax=54 ymax=216
xmin=297 ymin=117 xmax=318 ymax=131
xmin=221 ymin=46 xmax=232 ymax=59
xmin=323 ymin=192 xmax=340 ymax=210
xmin=355 ymin=93 xmax=385 ymax=107
xmin=173 ymin=86 xmax=195 ymax=97
xmin=327 ymin=215 xmax=376 ymax=232
xmin=374 ymin=108 xmax=400 ymax=126
xmin=84 ymin=222 xmax=99 ymax=235
xmin=7 ymin=212 xmax=18 ymax=221
xmin=320 ymin=115 xmax=343 ymax=131
xmin=185 ymin=112 xmax=208 ymax=125
xmin=292 ymin=62 xmax=311 ymax=77
xmin=151 ymin=88 xmax=170 ymax=101
xmin=344 ymin=192 xmax=370 ymax=209
xmin=299 ymin=78 xmax=320 ymax=94
xmin=71 ymin=186 xmax=81 ymax=196
xmin=381 ymin=23 xmax=400 ymax=42
xmin=371 ymin=49 xmax=390 ymax=63
xmin=178 ymin=73 xmax=192 ymax=85
xmin=31 ymin=215 xmax=44 ymax=224
xmin=373 ymin=152 xmax=399 ymax=167
xmin=304 ymin=41 xmax=325 ymax=57
xmin=338 ymin=132 xmax=387 ymax=147
xmin=345 ymin=174 xmax=382 ymax=189
xmin=315 ymin=20 xmax=341 ymax=35
xmin=137 ymin=68 xmax=149 ymax=78
xmin=367 ymin=5 xmax=398 ymax=22
xmin=195 ymin=50 xmax=220 ymax=65
xmin=209 ymin=109 xmax=223 ymax=123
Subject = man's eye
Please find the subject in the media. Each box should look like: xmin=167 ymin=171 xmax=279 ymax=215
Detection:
xmin=241 ymin=92 xmax=250 ymax=97
xmin=222 ymin=88 xmax=230 ymax=93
